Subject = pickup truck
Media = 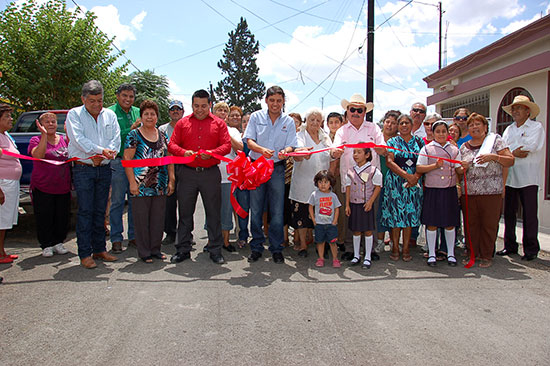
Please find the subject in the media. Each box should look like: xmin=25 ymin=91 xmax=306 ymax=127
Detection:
xmin=9 ymin=110 xmax=68 ymax=197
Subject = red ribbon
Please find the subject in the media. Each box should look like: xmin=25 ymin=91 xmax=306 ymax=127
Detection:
xmin=121 ymin=150 xmax=273 ymax=219
xmin=286 ymin=142 xmax=474 ymax=267
xmin=1 ymin=149 xmax=83 ymax=165
xmin=5 ymin=142 xmax=475 ymax=267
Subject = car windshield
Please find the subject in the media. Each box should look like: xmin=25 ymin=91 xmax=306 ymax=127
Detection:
xmin=12 ymin=113 xmax=67 ymax=133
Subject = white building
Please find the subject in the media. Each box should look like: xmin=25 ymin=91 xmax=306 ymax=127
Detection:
xmin=424 ymin=14 xmax=550 ymax=231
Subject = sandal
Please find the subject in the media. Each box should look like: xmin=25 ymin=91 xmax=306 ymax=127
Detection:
xmin=436 ymin=251 xmax=446 ymax=261
xmin=141 ymin=256 xmax=153 ymax=263
xmin=427 ymin=256 xmax=436 ymax=267
xmin=479 ymin=259 xmax=492 ymax=268
xmin=362 ymin=259 xmax=371 ymax=269
xmin=402 ymin=253 xmax=412 ymax=262
xmin=390 ymin=251 xmax=400 ymax=261
xmin=151 ymin=253 xmax=167 ymax=260
xmin=447 ymin=256 xmax=457 ymax=267
xmin=350 ymin=257 xmax=360 ymax=266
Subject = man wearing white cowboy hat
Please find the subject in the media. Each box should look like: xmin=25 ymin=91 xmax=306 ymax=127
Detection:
xmin=331 ymin=93 xmax=384 ymax=261
xmin=498 ymin=95 xmax=545 ymax=261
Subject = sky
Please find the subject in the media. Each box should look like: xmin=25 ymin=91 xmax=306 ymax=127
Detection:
xmin=5 ymin=0 xmax=550 ymax=122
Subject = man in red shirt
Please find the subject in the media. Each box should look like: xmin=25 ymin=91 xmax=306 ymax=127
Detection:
xmin=168 ymin=89 xmax=231 ymax=264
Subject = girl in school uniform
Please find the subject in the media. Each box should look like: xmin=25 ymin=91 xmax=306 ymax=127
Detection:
xmin=344 ymin=147 xmax=382 ymax=269
xmin=416 ymin=120 xmax=463 ymax=266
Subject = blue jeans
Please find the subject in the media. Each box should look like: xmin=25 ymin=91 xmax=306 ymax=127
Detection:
xmin=109 ymin=158 xmax=134 ymax=243
xmin=235 ymin=187 xmax=250 ymax=241
xmin=72 ymin=164 xmax=112 ymax=258
xmin=249 ymin=163 xmax=285 ymax=254
xmin=221 ymin=183 xmax=234 ymax=231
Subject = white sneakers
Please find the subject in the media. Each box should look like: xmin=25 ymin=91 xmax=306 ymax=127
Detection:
xmin=42 ymin=243 xmax=69 ymax=257
xmin=53 ymin=243 xmax=69 ymax=254
xmin=42 ymin=247 xmax=54 ymax=257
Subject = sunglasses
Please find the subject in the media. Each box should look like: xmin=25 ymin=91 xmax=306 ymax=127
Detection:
xmin=169 ymin=107 xmax=183 ymax=111
xmin=423 ymin=122 xmax=432 ymax=126
xmin=349 ymin=107 xmax=364 ymax=113
xmin=454 ymin=115 xmax=468 ymax=121
xmin=412 ymin=108 xmax=426 ymax=113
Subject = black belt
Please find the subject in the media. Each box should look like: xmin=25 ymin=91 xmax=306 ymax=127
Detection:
xmin=182 ymin=165 xmax=216 ymax=172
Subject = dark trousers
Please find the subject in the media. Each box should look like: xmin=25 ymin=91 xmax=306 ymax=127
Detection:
xmin=32 ymin=188 xmax=70 ymax=249
xmin=504 ymin=185 xmax=540 ymax=256
xmin=131 ymin=195 xmax=166 ymax=259
xmin=461 ymin=194 xmax=502 ymax=260
xmin=164 ymin=174 xmax=178 ymax=238
xmin=175 ymin=165 xmax=222 ymax=256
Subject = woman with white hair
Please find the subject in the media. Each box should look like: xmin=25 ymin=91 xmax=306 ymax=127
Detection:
xmin=289 ymin=108 xmax=333 ymax=257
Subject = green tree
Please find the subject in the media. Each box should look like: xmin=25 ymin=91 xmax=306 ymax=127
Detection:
xmin=0 ymin=0 xmax=128 ymax=110
xmin=214 ymin=17 xmax=265 ymax=113
xmin=125 ymin=70 xmax=171 ymax=124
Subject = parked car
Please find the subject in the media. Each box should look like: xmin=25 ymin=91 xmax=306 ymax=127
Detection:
xmin=10 ymin=110 xmax=69 ymax=197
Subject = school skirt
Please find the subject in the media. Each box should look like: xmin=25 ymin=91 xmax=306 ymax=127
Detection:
xmin=421 ymin=186 xmax=460 ymax=228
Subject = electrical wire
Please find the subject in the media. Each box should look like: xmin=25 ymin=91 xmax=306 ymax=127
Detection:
xmin=70 ymin=0 xmax=141 ymax=73
xmin=322 ymin=0 xmax=367 ymax=99
xmin=269 ymin=0 xmax=343 ymax=24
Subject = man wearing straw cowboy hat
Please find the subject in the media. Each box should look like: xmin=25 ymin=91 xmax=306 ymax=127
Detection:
xmin=331 ymin=93 xmax=384 ymax=261
xmin=497 ymin=95 xmax=545 ymax=261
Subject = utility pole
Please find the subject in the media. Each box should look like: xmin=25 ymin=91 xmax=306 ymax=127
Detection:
xmin=438 ymin=1 xmax=443 ymax=69
xmin=366 ymin=0 xmax=374 ymax=121
xmin=209 ymin=81 xmax=215 ymax=111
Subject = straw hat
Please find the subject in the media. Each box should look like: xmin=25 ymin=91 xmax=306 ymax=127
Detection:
xmin=502 ymin=95 xmax=540 ymax=119
xmin=341 ymin=93 xmax=374 ymax=113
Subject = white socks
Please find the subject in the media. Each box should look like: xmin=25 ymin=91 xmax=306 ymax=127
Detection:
xmin=445 ymin=228 xmax=456 ymax=262
xmin=353 ymin=235 xmax=361 ymax=259
xmin=364 ymin=236 xmax=373 ymax=262
xmin=426 ymin=229 xmax=437 ymax=263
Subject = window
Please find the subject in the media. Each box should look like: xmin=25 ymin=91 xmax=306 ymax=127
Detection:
xmin=440 ymin=91 xmax=490 ymax=119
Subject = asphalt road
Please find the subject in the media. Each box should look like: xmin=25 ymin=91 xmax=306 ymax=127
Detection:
xmin=1 ymin=204 xmax=549 ymax=366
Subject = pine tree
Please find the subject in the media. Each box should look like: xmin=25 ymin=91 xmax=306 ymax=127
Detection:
xmin=214 ymin=17 xmax=265 ymax=113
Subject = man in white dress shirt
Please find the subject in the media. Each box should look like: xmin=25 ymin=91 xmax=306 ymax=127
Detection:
xmin=66 ymin=80 xmax=120 ymax=269
xmin=498 ymin=95 xmax=545 ymax=261
xmin=331 ymin=93 xmax=384 ymax=261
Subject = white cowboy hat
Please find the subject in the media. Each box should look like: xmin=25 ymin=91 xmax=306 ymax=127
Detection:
xmin=341 ymin=93 xmax=374 ymax=113
xmin=502 ymin=95 xmax=540 ymax=119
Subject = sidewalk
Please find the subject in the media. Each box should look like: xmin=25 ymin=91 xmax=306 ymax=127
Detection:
xmin=497 ymin=219 xmax=550 ymax=254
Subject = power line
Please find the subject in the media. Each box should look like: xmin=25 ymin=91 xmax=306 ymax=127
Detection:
xmin=196 ymin=0 xmax=342 ymax=103
xmin=322 ymin=0 xmax=367 ymax=99
xmin=70 ymin=0 xmax=141 ymax=73
xmin=373 ymin=0 xmax=428 ymax=77
xmin=200 ymin=0 xmax=237 ymax=27
xmin=229 ymin=0 xmax=366 ymax=79
xmin=269 ymin=0 xmax=343 ymax=24
xmin=154 ymin=0 xmax=333 ymax=70
xmin=154 ymin=43 xmax=226 ymax=69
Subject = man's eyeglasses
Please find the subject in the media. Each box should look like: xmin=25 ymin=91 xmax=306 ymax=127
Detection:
xmin=169 ymin=107 xmax=183 ymax=111
xmin=454 ymin=115 xmax=468 ymax=121
xmin=412 ymin=108 xmax=426 ymax=114
xmin=349 ymin=107 xmax=364 ymax=114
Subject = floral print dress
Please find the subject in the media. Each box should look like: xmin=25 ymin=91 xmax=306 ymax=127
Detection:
xmin=380 ymin=135 xmax=424 ymax=228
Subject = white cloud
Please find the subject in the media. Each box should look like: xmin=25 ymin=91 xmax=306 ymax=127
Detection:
xmin=166 ymin=39 xmax=186 ymax=45
xmin=67 ymin=4 xmax=147 ymax=47
xmin=91 ymin=5 xmax=137 ymax=46
xmin=500 ymin=13 xmax=542 ymax=34
xmin=131 ymin=11 xmax=147 ymax=31
xmin=167 ymin=78 xmax=182 ymax=94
